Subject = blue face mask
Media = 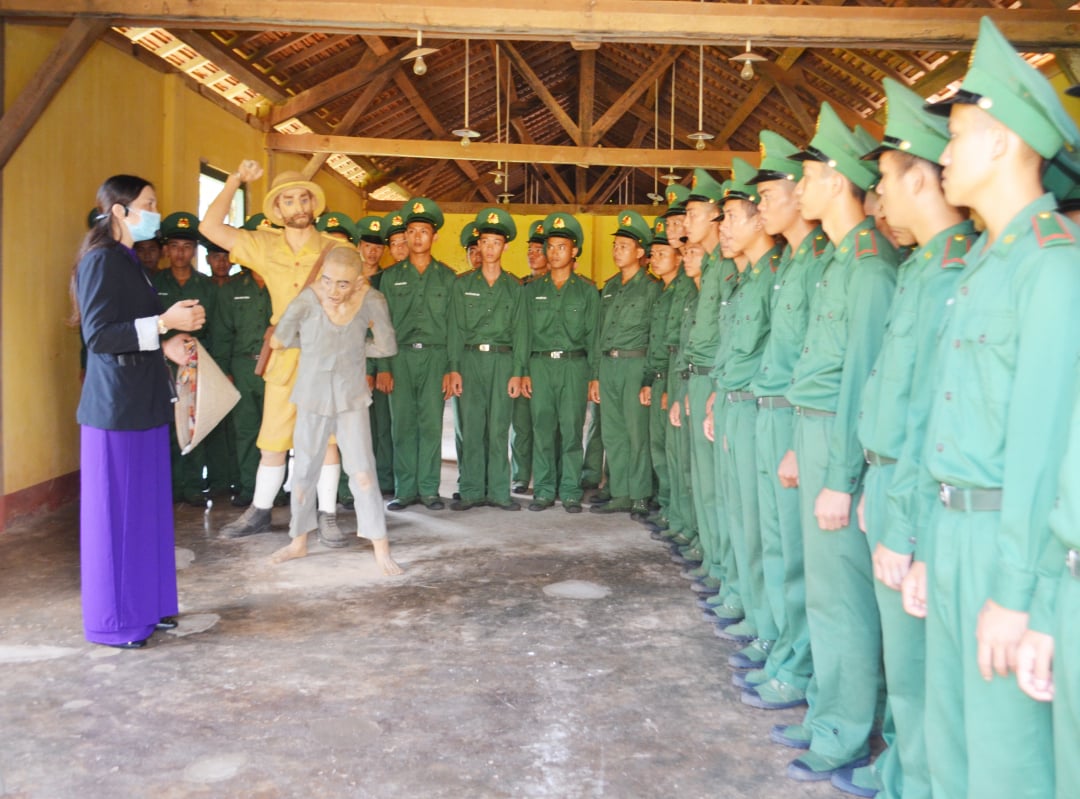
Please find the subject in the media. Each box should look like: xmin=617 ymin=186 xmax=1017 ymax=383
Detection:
xmin=125 ymin=207 xmax=161 ymax=243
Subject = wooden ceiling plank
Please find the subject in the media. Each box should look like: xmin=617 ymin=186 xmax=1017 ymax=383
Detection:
xmin=246 ymin=31 xmax=307 ymax=65
xmin=578 ymin=48 xmax=596 ymax=147
xmin=593 ymin=81 xmax=698 ymax=153
xmin=0 ymin=15 xmax=108 ymax=170
xmin=848 ymin=49 xmax=918 ymax=86
xmin=583 ymin=113 xmax=652 ymax=203
xmin=270 ymin=33 xmax=351 ymax=74
xmin=511 ymin=119 xmax=575 ymax=204
xmin=270 ymin=41 xmax=408 ymax=124
xmin=590 ymin=46 xmax=679 ymax=143
xmin=175 ymin=29 xmax=289 ymax=102
xmin=772 ymin=81 xmax=816 ymax=139
xmin=503 ymin=42 xmax=581 ymax=145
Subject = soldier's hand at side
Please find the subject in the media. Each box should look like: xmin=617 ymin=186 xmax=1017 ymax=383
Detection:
xmin=1016 ymin=629 xmax=1055 ymax=702
xmin=703 ymin=410 xmax=715 ymax=443
xmin=366 ymin=375 xmax=375 ymax=392
xmin=777 ymin=449 xmax=799 ymax=488
xmin=588 ymin=380 xmax=600 ymax=404
xmin=705 ymin=391 xmax=716 ymax=416
xmin=872 ymin=543 xmax=912 ymax=592
xmin=235 ymin=160 xmax=263 ymax=183
xmin=521 ymin=377 xmax=532 ymax=398
xmin=660 ymin=391 xmax=668 ymax=411
xmin=508 ymin=376 xmax=522 ymax=398
xmin=162 ymin=299 xmax=205 ymax=332
xmin=669 ymin=403 xmax=681 ymax=428
xmin=901 ymin=560 xmax=927 ymax=618
xmin=976 ymin=599 xmax=1029 ymax=680
xmin=857 ymin=493 xmax=867 ymax=533
xmin=447 ymin=372 xmax=462 ymax=399
xmin=375 ymin=372 xmax=394 ymax=394
xmin=639 ymin=386 xmax=651 ymax=406
xmin=814 ymin=487 xmax=851 ymax=530
xmin=163 ymin=334 xmax=196 ymax=366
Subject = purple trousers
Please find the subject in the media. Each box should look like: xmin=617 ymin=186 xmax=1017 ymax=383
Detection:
xmin=80 ymin=425 xmax=177 ymax=645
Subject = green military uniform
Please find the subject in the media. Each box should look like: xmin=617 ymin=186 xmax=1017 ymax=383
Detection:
xmin=784 ymin=104 xmax=898 ymax=772
xmin=593 ymin=211 xmax=660 ymax=511
xmin=212 ymin=268 xmax=271 ymax=504
xmin=519 ymin=213 xmax=597 ymax=510
xmin=916 ymin=20 xmax=1080 ymax=798
xmin=153 ymin=212 xmax=218 ymax=502
xmin=745 ymin=131 xmax=830 ymax=707
xmin=377 ymin=198 xmax=457 ymax=505
xmin=511 ymin=218 xmax=548 ymax=493
xmin=315 ymin=211 xmax=358 ymax=243
xmin=448 ymin=207 xmax=522 ymax=508
xmin=664 ymin=272 xmax=699 ymax=544
xmin=450 ymin=222 xmax=481 ymax=499
xmin=853 ymin=79 xmax=975 ymax=799
xmin=203 ymin=239 xmax=240 ymax=497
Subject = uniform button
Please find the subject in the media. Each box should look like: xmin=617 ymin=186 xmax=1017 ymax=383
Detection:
xmin=945 ymin=391 xmax=952 ymax=400
xmin=827 ymin=312 xmax=833 ymax=319
xmin=936 ymin=443 xmax=944 ymax=452
xmin=953 ymin=339 xmax=961 ymax=349
xmin=803 ymin=347 xmax=809 ymax=353
xmin=978 ymin=334 xmax=986 ymax=344
xmin=960 ymin=286 xmax=968 ymax=295
xmin=786 ymin=304 xmax=791 ymax=310
xmin=870 ymin=369 xmax=876 ymax=376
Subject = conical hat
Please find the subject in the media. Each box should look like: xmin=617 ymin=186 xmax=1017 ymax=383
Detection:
xmin=174 ymin=339 xmax=240 ymax=455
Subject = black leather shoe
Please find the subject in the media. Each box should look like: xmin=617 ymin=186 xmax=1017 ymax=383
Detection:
xmin=387 ymin=496 xmax=419 ymax=511
xmin=563 ymin=500 xmax=583 ymax=514
xmin=450 ymin=499 xmax=482 ymax=511
xmin=528 ymin=499 xmax=554 ymax=511
xmin=155 ymin=617 xmax=178 ymax=630
xmin=512 ymin=482 xmax=530 ymax=495
xmin=104 ymin=639 xmax=148 ymax=650
xmin=489 ymin=498 xmax=521 ymax=511
xmin=421 ymin=495 xmax=446 ymax=510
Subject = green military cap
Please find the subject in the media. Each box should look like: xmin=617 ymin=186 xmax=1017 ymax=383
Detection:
xmin=201 ymin=237 xmax=228 ymax=254
xmin=459 ymin=222 xmax=480 ymax=249
xmin=404 ymin=196 xmax=445 ymax=231
xmin=526 ymin=218 xmax=547 ymax=244
xmin=687 ymin=168 xmax=725 ymax=204
xmin=651 ymin=216 xmax=672 ymax=247
xmin=316 ymin=211 xmax=357 ymax=243
xmin=748 ymin=130 xmax=804 ymax=185
xmin=662 ymin=184 xmax=690 ymax=217
xmin=612 ymin=209 xmax=651 ymax=245
xmin=862 ymin=78 xmax=950 ymax=165
xmin=852 ymin=126 xmax=883 ymax=186
xmin=355 ymin=215 xmax=387 ymax=245
xmin=384 ymin=210 xmax=407 ymax=238
xmin=160 ymin=211 xmax=200 ymax=241
xmin=242 ymin=213 xmax=279 ymax=231
xmin=724 ymin=157 xmax=761 ymax=203
xmin=544 ymin=212 xmax=584 ymax=256
xmin=926 ymin=17 xmax=1080 ymax=160
xmin=474 ymin=206 xmax=518 ymax=242
xmin=792 ymin=102 xmax=879 ymax=191
xmin=1044 ymin=154 xmax=1080 ymax=211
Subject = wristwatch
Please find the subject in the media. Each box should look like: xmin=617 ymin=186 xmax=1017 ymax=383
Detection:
xmin=157 ymin=316 xmax=169 ymax=336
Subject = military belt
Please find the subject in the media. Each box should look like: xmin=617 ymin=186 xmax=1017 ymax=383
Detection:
xmin=406 ymin=342 xmax=444 ymax=350
xmin=465 ymin=343 xmax=512 ymax=353
xmin=532 ymin=350 xmax=587 ymax=360
xmin=939 ymin=483 xmax=1002 ymax=512
xmin=864 ymin=449 xmax=898 ymax=467
xmin=651 ymin=370 xmax=667 ymax=383
xmin=686 ymin=362 xmax=712 ymax=376
xmin=726 ymin=391 xmax=755 ymax=404
xmin=757 ymin=396 xmax=792 ymax=410
xmin=603 ymin=348 xmax=647 ymax=359
xmin=1067 ymin=549 xmax=1080 ymax=579
xmin=795 ymin=406 xmax=835 ymax=418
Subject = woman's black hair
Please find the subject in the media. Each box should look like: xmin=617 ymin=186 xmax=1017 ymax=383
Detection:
xmin=69 ymin=174 xmax=154 ymax=326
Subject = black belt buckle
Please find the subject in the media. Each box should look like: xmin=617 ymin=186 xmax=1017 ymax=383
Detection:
xmin=410 ymin=342 xmax=424 ymax=350
xmin=550 ymin=350 xmax=565 ymax=359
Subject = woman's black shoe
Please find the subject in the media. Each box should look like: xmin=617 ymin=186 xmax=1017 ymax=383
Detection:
xmin=155 ymin=617 xmax=178 ymax=630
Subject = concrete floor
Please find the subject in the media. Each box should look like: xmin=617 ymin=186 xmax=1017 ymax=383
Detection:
xmin=0 ymin=463 xmax=841 ymax=799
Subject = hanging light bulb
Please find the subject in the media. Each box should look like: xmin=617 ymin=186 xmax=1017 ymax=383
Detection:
xmin=688 ymin=44 xmax=714 ymax=151
xmin=451 ymin=39 xmax=480 ymax=146
xmin=731 ymin=40 xmax=766 ymax=82
xmin=741 ymin=59 xmax=754 ymax=81
xmin=413 ymin=55 xmax=427 ymax=76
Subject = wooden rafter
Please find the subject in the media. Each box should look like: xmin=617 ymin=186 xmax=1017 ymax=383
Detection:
xmin=174 ymin=29 xmax=288 ymax=101
xmin=590 ymin=47 xmax=680 ymax=143
xmin=578 ymin=49 xmax=595 ymax=147
xmin=269 ymin=33 xmax=352 ymax=75
xmin=503 ymin=42 xmax=581 ymax=145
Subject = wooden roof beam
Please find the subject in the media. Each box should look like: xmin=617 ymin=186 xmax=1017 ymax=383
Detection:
xmin=503 ymin=42 xmax=581 ymax=145
xmin=578 ymin=49 xmax=595 ymax=148
xmin=590 ymin=47 xmax=680 ymax=143
xmin=0 ymin=15 xmax=108 ymax=170
xmin=174 ymin=29 xmax=289 ymax=101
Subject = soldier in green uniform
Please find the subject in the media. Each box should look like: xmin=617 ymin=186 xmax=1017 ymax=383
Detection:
xmin=778 ymin=103 xmax=898 ymax=782
xmin=133 ymin=235 xmax=162 ymax=277
xmin=511 ymin=219 xmax=550 ymax=495
xmin=460 ymin=222 xmax=481 ymax=270
xmin=202 ymin=238 xmax=240 ymax=498
xmin=153 ymin=211 xmax=218 ymax=506
xmin=384 ymin=210 xmax=409 ymax=266
xmin=905 ymin=19 xmax=1080 ymax=799
xmin=836 ymin=79 xmax=976 ymax=799
xmin=212 ymin=217 xmax=272 ymax=507
xmin=519 ymin=213 xmax=597 ymax=513
xmin=639 ymin=216 xmax=684 ymax=529
xmin=355 ymin=215 xmax=395 ymax=497
xmin=589 ymin=210 xmax=660 ymax=517
xmin=711 ymin=158 xmax=786 ymax=673
xmin=447 ymin=207 xmax=523 ymax=511
xmin=682 ymin=170 xmax=741 ymax=617
xmin=738 ymin=131 xmax=830 ymax=713
xmin=316 ymin=211 xmax=357 ymax=244
xmin=376 ymin=198 xmax=457 ymax=510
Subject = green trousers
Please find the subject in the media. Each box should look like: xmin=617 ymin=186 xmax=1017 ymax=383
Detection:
xmin=511 ymin=396 xmax=533 ymax=486
xmin=649 ymin=377 xmax=670 ymax=513
xmin=388 ymin=347 xmax=447 ymax=499
xmin=581 ymin=402 xmax=603 ymax=486
xmin=598 ymin=356 xmax=652 ymax=501
xmin=1055 ymin=574 xmax=1080 ymax=799
xmin=864 ymin=463 xmax=929 ymax=799
xmin=665 ymin=381 xmax=695 ymax=537
xmin=371 ymin=389 xmax=394 ymax=493
xmin=756 ymin=404 xmax=811 ymax=688
xmin=204 ymin=414 xmax=238 ymax=493
xmin=688 ymin=376 xmax=722 ymax=578
xmin=925 ymin=504 xmax=1053 ymax=799
xmin=457 ymin=350 xmax=514 ymax=504
xmin=529 ymin=356 xmax=589 ymax=503
xmin=230 ymin=359 xmax=264 ymax=498
xmin=725 ymin=397 xmax=774 ymax=639
xmin=795 ymin=412 xmax=880 ymax=763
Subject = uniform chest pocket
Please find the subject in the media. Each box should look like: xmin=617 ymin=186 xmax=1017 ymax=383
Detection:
xmin=960 ymin=310 xmax=1015 ymax=408
xmin=564 ymin=303 xmax=586 ymax=340
xmin=732 ymin=306 xmax=764 ymax=347
xmin=886 ymin=309 xmax=915 ymax=339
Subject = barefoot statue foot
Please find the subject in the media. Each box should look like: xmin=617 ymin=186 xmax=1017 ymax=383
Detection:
xmin=372 ymin=538 xmax=403 ymax=576
xmin=271 ymin=533 xmax=309 ymax=564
